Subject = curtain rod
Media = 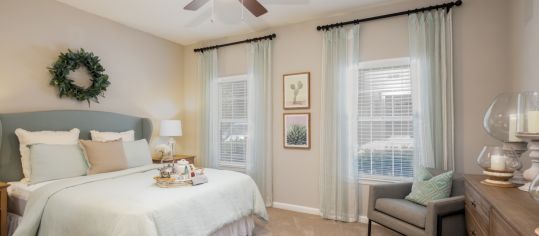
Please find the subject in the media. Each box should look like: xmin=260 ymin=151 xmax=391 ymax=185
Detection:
xmin=316 ymin=0 xmax=462 ymax=31
xmin=194 ymin=33 xmax=276 ymax=53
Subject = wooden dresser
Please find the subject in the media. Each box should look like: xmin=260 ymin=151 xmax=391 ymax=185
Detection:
xmin=0 ymin=182 xmax=9 ymax=236
xmin=152 ymin=154 xmax=196 ymax=165
xmin=464 ymin=175 xmax=539 ymax=236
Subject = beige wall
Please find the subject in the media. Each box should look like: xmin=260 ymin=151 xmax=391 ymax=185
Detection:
xmin=511 ymin=0 xmax=539 ymax=91
xmin=182 ymin=0 xmax=513 ymax=212
xmin=0 ymin=0 xmax=184 ymax=142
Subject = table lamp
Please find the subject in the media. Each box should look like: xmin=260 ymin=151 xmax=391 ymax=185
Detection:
xmin=160 ymin=120 xmax=182 ymax=158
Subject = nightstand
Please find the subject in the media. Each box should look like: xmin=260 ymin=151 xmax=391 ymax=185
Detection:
xmin=0 ymin=182 xmax=9 ymax=236
xmin=152 ymin=154 xmax=196 ymax=165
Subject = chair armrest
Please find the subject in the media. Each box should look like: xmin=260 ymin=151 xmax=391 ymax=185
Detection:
xmin=427 ymin=195 xmax=465 ymax=217
xmin=425 ymin=196 xmax=465 ymax=236
xmin=367 ymin=182 xmax=413 ymax=217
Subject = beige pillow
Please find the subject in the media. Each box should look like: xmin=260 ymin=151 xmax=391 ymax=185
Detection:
xmin=79 ymin=140 xmax=128 ymax=175
xmin=90 ymin=130 xmax=135 ymax=142
xmin=15 ymin=128 xmax=80 ymax=181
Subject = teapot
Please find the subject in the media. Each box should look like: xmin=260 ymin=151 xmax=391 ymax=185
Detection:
xmin=175 ymin=159 xmax=193 ymax=178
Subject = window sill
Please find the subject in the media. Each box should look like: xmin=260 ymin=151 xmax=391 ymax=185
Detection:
xmin=358 ymin=176 xmax=412 ymax=185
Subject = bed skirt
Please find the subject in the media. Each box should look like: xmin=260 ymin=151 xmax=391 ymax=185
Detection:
xmin=7 ymin=213 xmax=21 ymax=236
xmin=8 ymin=212 xmax=254 ymax=236
xmin=211 ymin=216 xmax=255 ymax=236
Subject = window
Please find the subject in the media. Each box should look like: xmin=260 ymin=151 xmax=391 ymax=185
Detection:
xmin=217 ymin=75 xmax=248 ymax=170
xmin=355 ymin=58 xmax=414 ymax=181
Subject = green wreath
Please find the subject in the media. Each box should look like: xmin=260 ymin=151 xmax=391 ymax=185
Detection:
xmin=48 ymin=48 xmax=110 ymax=105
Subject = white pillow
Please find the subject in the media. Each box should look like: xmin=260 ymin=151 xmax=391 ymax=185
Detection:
xmin=14 ymin=128 xmax=80 ymax=181
xmin=90 ymin=130 xmax=135 ymax=142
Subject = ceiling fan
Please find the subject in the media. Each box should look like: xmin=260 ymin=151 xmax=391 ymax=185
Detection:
xmin=184 ymin=0 xmax=308 ymax=17
xmin=185 ymin=0 xmax=267 ymax=17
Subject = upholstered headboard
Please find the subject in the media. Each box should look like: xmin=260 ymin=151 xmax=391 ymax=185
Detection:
xmin=0 ymin=110 xmax=153 ymax=182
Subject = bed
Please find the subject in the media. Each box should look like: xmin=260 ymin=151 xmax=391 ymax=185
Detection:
xmin=0 ymin=110 xmax=267 ymax=236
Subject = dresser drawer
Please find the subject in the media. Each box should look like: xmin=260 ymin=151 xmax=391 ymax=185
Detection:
xmin=465 ymin=207 xmax=487 ymax=236
xmin=490 ymin=209 xmax=519 ymax=236
xmin=464 ymin=182 xmax=490 ymax=225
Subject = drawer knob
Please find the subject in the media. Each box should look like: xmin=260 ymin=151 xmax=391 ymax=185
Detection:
xmin=471 ymin=201 xmax=477 ymax=208
xmin=471 ymin=230 xmax=476 ymax=236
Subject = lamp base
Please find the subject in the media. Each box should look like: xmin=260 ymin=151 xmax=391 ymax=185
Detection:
xmin=167 ymin=137 xmax=176 ymax=160
xmin=481 ymin=170 xmax=515 ymax=188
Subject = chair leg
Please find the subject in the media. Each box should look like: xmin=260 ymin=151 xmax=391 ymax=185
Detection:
xmin=368 ymin=219 xmax=372 ymax=236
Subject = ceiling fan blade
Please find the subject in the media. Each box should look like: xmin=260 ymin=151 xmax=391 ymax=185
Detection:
xmin=184 ymin=0 xmax=210 ymax=10
xmin=238 ymin=0 xmax=268 ymax=17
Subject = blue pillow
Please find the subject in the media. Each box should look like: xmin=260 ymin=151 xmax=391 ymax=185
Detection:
xmin=405 ymin=168 xmax=453 ymax=206
xmin=29 ymin=144 xmax=88 ymax=184
xmin=123 ymin=139 xmax=152 ymax=168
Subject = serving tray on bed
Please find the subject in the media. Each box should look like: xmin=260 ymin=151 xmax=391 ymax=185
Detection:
xmin=153 ymin=177 xmax=192 ymax=188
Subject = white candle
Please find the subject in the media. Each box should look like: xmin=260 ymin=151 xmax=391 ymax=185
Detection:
xmin=508 ymin=114 xmax=522 ymax=142
xmin=527 ymin=111 xmax=539 ymax=133
xmin=490 ymin=154 xmax=506 ymax=171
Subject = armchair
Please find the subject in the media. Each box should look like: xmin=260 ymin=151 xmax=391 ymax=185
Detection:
xmin=367 ymin=172 xmax=465 ymax=236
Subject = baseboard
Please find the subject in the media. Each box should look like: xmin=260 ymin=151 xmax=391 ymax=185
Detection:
xmin=272 ymin=202 xmax=369 ymax=224
xmin=271 ymin=202 xmax=369 ymax=224
xmin=272 ymin=202 xmax=321 ymax=215
xmin=358 ymin=215 xmax=369 ymax=224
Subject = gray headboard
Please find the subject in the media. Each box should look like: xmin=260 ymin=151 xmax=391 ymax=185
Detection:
xmin=0 ymin=110 xmax=153 ymax=182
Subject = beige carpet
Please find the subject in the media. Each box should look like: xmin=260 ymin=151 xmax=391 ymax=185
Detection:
xmin=253 ymin=208 xmax=399 ymax=236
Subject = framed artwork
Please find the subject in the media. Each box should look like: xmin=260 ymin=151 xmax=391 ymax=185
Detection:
xmin=283 ymin=72 xmax=310 ymax=109
xmin=283 ymin=113 xmax=311 ymax=149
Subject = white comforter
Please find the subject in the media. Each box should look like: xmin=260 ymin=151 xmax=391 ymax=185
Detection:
xmin=13 ymin=165 xmax=268 ymax=236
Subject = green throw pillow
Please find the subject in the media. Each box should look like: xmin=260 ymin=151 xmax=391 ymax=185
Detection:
xmin=405 ymin=168 xmax=453 ymax=206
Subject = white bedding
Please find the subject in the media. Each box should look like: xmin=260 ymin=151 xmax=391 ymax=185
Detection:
xmin=12 ymin=165 xmax=267 ymax=236
xmin=7 ymin=181 xmax=57 ymax=216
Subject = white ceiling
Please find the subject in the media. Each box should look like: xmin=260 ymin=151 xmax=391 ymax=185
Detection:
xmin=57 ymin=0 xmax=396 ymax=45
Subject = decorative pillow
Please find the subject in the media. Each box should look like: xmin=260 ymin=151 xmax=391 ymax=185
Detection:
xmin=405 ymin=168 xmax=454 ymax=206
xmin=79 ymin=139 xmax=128 ymax=175
xmin=90 ymin=130 xmax=135 ymax=142
xmin=123 ymin=139 xmax=152 ymax=168
xmin=29 ymin=144 xmax=88 ymax=185
xmin=15 ymin=128 xmax=80 ymax=181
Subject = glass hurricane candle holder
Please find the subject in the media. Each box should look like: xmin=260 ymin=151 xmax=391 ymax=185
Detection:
xmin=483 ymin=92 xmax=528 ymax=185
xmin=516 ymin=91 xmax=539 ymax=191
xmin=477 ymin=145 xmax=520 ymax=187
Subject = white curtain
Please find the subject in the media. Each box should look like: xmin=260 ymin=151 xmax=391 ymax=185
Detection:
xmin=409 ymin=9 xmax=454 ymax=171
xmin=198 ymin=49 xmax=219 ymax=168
xmin=320 ymin=25 xmax=361 ymax=222
xmin=247 ymin=40 xmax=273 ymax=206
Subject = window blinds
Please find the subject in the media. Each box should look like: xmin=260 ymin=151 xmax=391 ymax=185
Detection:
xmin=356 ymin=63 xmax=414 ymax=179
xmin=218 ymin=79 xmax=248 ymax=169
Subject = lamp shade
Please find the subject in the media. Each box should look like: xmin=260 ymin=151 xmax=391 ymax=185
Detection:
xmin=160 ymin=120 xmax=182 ymax=137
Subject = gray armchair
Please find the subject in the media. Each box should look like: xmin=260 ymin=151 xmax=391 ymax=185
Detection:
xmin=367 ymin=171 xmax=465 ymax=236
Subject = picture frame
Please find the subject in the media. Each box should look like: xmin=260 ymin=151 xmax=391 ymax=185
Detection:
xmin=283 ymin=72 xmax=310 ymax=110
xmin=283 ymin=113 xmax=311 ymax=149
